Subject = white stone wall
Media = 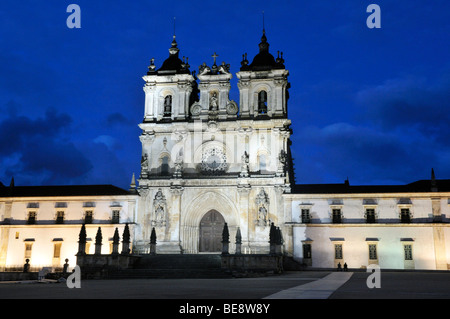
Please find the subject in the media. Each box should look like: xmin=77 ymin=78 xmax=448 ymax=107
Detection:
xmin=289 ymin=193 xmax=450 ymax=270
xmin=0 ymin=195 xmax=136 ymax=269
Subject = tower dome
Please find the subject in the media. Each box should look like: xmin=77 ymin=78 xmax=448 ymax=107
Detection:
xmin=240 ymin=30 xmax=285 ymax=71
xmin=147 ymin=35 xmax=191 ymax=75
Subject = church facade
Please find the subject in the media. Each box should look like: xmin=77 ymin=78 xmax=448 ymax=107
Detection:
xmin=133 ymin=31 xmax=293 ymax=255
xmin=0 ymin=30 xmax=449 ymax=271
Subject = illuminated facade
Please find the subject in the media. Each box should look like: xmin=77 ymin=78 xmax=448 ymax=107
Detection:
xmin=0 ymin=184 xmax=136 ymax=269
xmin=0 ymin=31 xmax=449 ymax=271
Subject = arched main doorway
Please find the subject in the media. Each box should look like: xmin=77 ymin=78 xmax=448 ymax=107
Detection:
xmin=199 ymin=210 xmax=225 ymax=252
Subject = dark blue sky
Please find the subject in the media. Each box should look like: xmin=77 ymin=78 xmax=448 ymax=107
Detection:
xmin=0 ymin=0 xmax=449 ymax=189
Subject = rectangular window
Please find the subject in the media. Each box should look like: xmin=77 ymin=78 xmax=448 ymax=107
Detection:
xmin=85 ymin=211 xmax=93 ymax=224
xmin=301 ymin=209 xmax=311 ymax=223
xmin=334 ymin=244 xmax=343 ymax=259
xmin=366 ymin=209 xmax=376 ymax=223
xmin=404 ymin=244 xmax=413 ymax=261
xmin=53 ymin=243 xmax=62 ymax=258
xmin=332 ymin=209 xmax=342 ymax=223
xmin=56 ymin=211 xmax=65 ymax=224
xmin=368 ymin=244 xmax=378 ymax=260
xmin=303 ymin=243 xmax=312 ymax=259
xmin=24 ymin=243 xmax=33 ymax=259
xmin=112 ymin=210 xmax=120 ymax=224
xmin=27 ymin=211 xmax=36 ymax=224
xmin=400 ymin=208 xmax=411 ymax=223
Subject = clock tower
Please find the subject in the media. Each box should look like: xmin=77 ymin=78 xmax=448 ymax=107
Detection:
xmin=133 ymin=30 xmax=293 ymax=255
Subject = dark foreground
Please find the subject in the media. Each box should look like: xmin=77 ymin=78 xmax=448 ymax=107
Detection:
xmin=0 ymin=271 xmax=449 ymax=299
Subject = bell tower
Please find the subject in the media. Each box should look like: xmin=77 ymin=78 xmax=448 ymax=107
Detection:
xmin=142 ymin=36 xmax=197 ymax=122
xmin=237 ymin=29 xmax=290 ymax=119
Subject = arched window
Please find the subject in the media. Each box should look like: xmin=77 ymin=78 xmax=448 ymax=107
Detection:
xmin=258 ymin=90 xmax=267 ymax=114
xmin=259 ymin=154 xmax=267 ymax=173
xmin=164 ymin=95 xmax=172 ymax=117
xmin=161 ymin=156 xmax=169 ymax=175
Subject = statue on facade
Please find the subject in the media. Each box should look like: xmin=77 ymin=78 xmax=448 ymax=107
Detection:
xmin=141 ymin=154 xmax=149 ymax=176
xmin=210 ymin=92 xmax=218 ymax=111
xmin=198 ymin=62 xmax=211 ymax=75
xmin=218 ymin=61 xmax=230 ymax=74
xmin=255 ymin=189 xmax=270 ymax=226
xmin=152 ymin=189 xmax=167 ymax=227
xmin=240 ymin=151 xmax=249 ymax=177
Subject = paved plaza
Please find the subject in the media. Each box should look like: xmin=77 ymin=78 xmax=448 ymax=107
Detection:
xmin=0 ymin=270 xmax=449 ymax=300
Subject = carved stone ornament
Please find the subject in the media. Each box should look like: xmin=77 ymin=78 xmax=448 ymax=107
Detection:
xmin=152 ymin=189 xmax=167 ymax=227
xmin=190 ymin=102 xmax=202 ymax=116
xmin=226 ymin=100 xmax=238 ymax=115
xmin=200 ymin=146 xmax=228 ymax=175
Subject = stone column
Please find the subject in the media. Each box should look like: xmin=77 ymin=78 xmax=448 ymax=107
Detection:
xmin=269 ymin=223 xmax=276 ymax=255
xmin=237 ymin=184 xmax=251 ymax=253
xmin=150 ymin=227 xmax=157 ymax=255
xmin=77 ymin=224 xmax=87 ymax=255
xmin=121 ymin=223 xmax=131 ymax=255
xmin=275 ymin=227 xmax=283 ymax=255
xmin=112 ymin=228 xmax=120 ymax=255
xmin=169 ymin=185 xmax=184 ymax=253
xmin=94 ymin=227 xmax=102 ymax=255
xmin=235 ymin=227 xmax=242 ymax=255
xmin=433 ymin=226 xmax=447 ymax=270
xmin=222 ymin=223 xmax=230 ymax=255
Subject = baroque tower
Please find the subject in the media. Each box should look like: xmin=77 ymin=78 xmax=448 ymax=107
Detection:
xmin=134 ymin=30 xmax=293 ymax=255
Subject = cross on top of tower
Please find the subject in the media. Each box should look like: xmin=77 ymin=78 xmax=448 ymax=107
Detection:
xmin=212 ymin=52 xmax=218 ymax=65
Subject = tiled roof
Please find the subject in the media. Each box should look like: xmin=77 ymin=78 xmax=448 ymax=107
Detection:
xmin=291 ymin=179 xmax=450 ymax=194
xmin=0 ymin=184 xmax=134 ymax=198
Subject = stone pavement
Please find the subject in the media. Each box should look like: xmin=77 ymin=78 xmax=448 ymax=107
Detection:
xmin=1 ymin=271 xmax=450 ymax=299
xmin=264 ymin=272 xmax=354 ymax=299
xmin=0 ymin=271 xmax=329 ymax=299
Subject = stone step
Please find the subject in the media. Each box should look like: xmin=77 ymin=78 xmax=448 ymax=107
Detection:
xmin=105 ymin=254 xmax=230 ymax=279
xmin=134 ymin=254 xmax=222 ymax=270
xmin=107 ymin=268 xmax=231 ymax=279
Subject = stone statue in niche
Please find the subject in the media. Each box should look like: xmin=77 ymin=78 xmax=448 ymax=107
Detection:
xmin=141 ymin=154 xmax=149 ymax=177
xmin=240 ymin=151 xmax=249 ymax=177
xmin=209 ymin=92 xmax=218 ymax=111
xmin=255 ymin=189 xmax=270 ymax=226
xmin=276 ymin=149 xmax=288 ymax=176
xmin=173 ymin=151 xmax=183 ymax=178
xmin=152 ymin=188 xmax=167 ymax=227
xmin=258 ymin=206 xmax=268 ymax=225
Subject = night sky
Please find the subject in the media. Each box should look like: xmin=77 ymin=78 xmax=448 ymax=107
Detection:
xmin=0 ymin=1 xmax=449 ymax=189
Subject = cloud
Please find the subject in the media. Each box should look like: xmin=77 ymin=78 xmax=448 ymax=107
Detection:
xmin=295 ymin=121 xmax=447 ymax=185
xmin=106 ymin=112 xmax=134 ymax=127
xmin=0 ymin=104 xmax=93 ymax=185
xmin=356 ymin=75 xmax=450 ymax=145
